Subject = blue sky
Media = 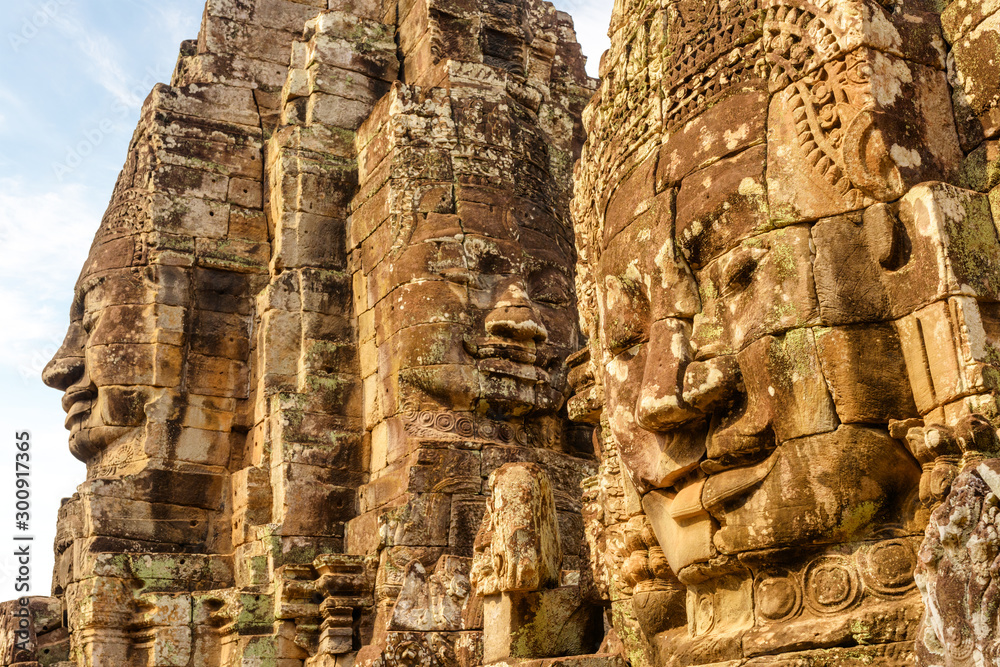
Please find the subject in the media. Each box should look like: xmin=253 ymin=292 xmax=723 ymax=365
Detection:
xmin=0 ymin=0 xmax=610 ymax=595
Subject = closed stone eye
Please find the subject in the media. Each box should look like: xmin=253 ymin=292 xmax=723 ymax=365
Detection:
xmin=722 ymin=253 xmax=758 ymax=295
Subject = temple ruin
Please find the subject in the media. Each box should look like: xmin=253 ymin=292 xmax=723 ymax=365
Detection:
xmin=7 ymin=0 xmax=1000 ymax=664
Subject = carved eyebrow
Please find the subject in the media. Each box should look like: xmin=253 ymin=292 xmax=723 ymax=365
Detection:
xmin=72 ymin=275 xmax=106 ymax=315
xmin=522 ymin=244 xmax=572 ymax=267
xmin=77 ymin=274 xmax=104 ymax=297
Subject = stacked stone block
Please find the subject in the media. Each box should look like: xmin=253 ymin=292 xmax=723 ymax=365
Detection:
xmin=34 ymin=1 xmax=329 ymax=664
xmin=16 ymin=0 xmax=1000 ymax=664
xmin=227 ymin=8 xmax=399 ymax=663
xmin=12 ymin=0 xmax=598 ymax=665
xmin=337 ymin=2 xmax=598 ymax=658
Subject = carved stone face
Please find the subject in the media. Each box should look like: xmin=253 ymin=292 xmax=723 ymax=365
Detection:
xmin=580 ymin=0 xmax=975 ymax=578
xmin=42 ymin=232 xmax=168 ymax=468
xmin=380 ymin=186 xmax=576 ymax=418
xmin=40 ymin=119 xmax=264 ymax=480
xmin=597 ymin=193 xmax=704 ymax=490
xmin=594 ymin=152 xmax=922 ymax=571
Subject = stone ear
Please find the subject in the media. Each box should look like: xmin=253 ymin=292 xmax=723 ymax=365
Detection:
xmin=842 ymin=110 xmax=905 ymax=203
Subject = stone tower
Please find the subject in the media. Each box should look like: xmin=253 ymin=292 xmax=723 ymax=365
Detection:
xmin=14 ymin=0 xmax=599 ymax=664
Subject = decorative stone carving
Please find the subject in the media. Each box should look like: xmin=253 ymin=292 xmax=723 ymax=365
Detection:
xmin=472 ymin=463 xmax=603 ymax=664
xmin=915 ymin=415 xmax=1000 ymax=666
xmin=472 ymin=463 xmax=563 ymax=597
xmin=389 ymin=557 xmax=478 ymax=632
xmin=571 ymin=0 xmax=1000 ymax=665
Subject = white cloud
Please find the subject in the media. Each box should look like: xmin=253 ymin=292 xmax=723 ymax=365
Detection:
xmin=0 ymin=181 xmax=92 ymax=599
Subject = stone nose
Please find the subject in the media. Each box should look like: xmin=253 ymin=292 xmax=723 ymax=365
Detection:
xmin=42 ymin=324 xmax=86 ymax=392
xmin=635 ymin=318 xmax=703 ymax=431
xmin=484 ymin=282 xmax=548 ymax=345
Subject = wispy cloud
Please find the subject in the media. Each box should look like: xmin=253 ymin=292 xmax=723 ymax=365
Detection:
xmin=134 ymin=0 xmax=199 ymax=43
xmin=51 ymin=10 xmax=145 ymax=109
xmin=0 ymin=0 xmax=210 ymax=599
xmin=0 ymin=83 xmax=28 ymax=121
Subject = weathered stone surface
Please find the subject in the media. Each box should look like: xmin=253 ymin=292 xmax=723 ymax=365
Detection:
xmin=814 ymin=323 xmax=919 ymax=424
xmin=570 ymin=0 xmax=1000 ymax=664
xmin=471 ymin=463 xmax=562 ymax=597
xmin=811 ymin=213 xmax=891 ymax=325
xmin=916 ymin=457 xmax=1000 ymax=666
xmin=32 ymin=0 xmax=1000 ymax=664
xmin=948 ymin=10 xmax=1000 ymax=149
xmin=690 ymin=225 xmax=820 ymax=356
xmin=642 ymin=484 xmax=714 ymax=575
xmin=482 ymin=588 xmax=603 ymax=664
xmin=707 ymin=425 xmax=921 ymax=554
xmin=883 ymin=183 xmax=1000 ymax=317
xmin=388 ymin=556 xmax=478 ymax=632
xmin=767 ymin=47 xmax=961 ymax=222
xmin=33 ymin=0 xmax=597 ymax=665
xmin=676 ymin=145 xmax=771 ymax=269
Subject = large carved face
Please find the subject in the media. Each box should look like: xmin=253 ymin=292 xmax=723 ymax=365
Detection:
xmin=378 ymin=186 xmax=577 ymax=419
xmin=41 ymin=133 xmax=260 ymax=477
xmin=580 ymin=0 xmax=975 ymax=572
xmin=41 ymin=231 xmax=168 ymax=468
xmin=594 ymin=149 xmax=922 ymax=568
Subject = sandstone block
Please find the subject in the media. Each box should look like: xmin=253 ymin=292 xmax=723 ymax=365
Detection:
xmin=767 ymin=53 xmax=961 ymax=222
xmin=811 ymin=213 xmax=891 ymax=325
xmin=949 ymin=12 xmax=1000 ymax=149
xmin=692 ymin=225 xmax=820 ymax=356
xmin=895 ymin=297 xmax=1000 ymax=415
xmin=815 ymin=323 xmax=918 ymax=424
xmin=676 ymin=144 xmax=771 ymax=268
xmin=706 ymin=426 xmax=920 ymax=554
xmin=482 ymin=588 xmax=603 ymax=663
xmin=389 ymin=556 xmax=477 ymax=631
xmin=657 ymin=89 xmax=768 ymax=190
xmin=642 ymin=482 xmax=714 ymax=575
xmin=149 ymin=83 xmax=262 ymax=129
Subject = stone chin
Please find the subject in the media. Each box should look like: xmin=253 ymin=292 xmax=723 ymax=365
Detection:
xmin=477 ymin=356 xmax=566 ymax=415
xmin=68 ymin=422 xmax=138 ymax=464
xmin=65 ymin=385 xmax=154 ymax=464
